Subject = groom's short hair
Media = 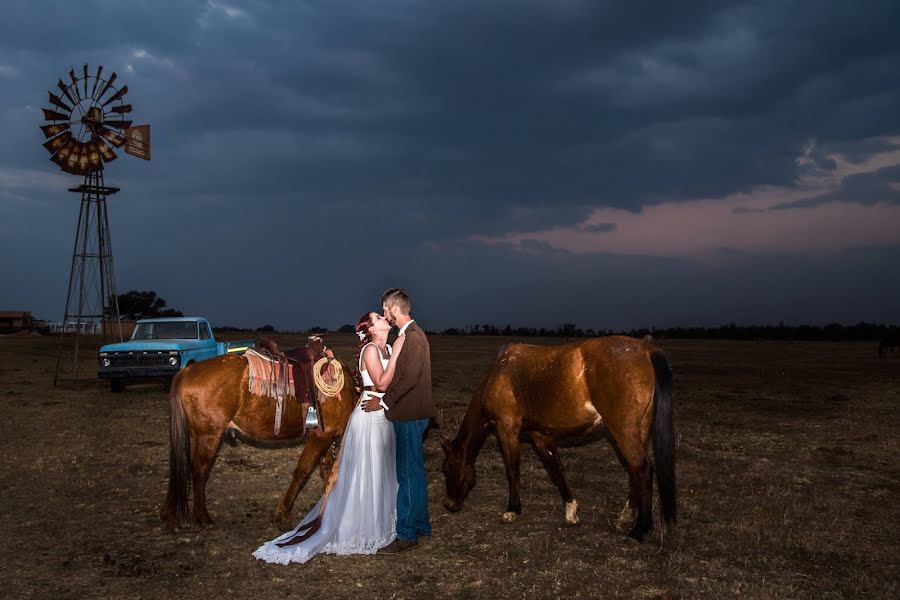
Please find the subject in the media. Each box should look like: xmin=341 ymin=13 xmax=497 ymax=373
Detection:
xmin=382 ymin=288 xmax=410 ymax=315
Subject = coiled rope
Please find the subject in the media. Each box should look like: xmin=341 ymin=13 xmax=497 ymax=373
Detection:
xmin=313 ymin=357 xmax=345 ymax=397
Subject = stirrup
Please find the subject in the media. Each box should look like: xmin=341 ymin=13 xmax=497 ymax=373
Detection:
xmin=305 ymin=405 xmax=319 ymax=430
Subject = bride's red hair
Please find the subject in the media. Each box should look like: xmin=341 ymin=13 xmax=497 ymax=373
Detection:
xmin=352 ymin=312 xmax=375 ymax=390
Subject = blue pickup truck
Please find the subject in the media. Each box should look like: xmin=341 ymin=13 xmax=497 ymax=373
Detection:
xmin=98 ymin=317 xmax=254 ymax=392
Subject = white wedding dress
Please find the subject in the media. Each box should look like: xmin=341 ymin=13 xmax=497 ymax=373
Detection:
xmin=253 ymin=343 xmax=397 ymax=564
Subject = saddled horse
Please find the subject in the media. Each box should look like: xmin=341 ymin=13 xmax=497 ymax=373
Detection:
xmin=160 ymin=338 xmax=357 ymax=530
xmin=440 ymin=336 xmax=676 ymax=543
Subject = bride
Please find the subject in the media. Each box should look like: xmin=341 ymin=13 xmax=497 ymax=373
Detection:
xmin=253 ymin=311 xmax=405 ymax=564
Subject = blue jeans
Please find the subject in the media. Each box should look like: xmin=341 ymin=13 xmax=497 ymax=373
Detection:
xmin=393 ymin=418 xmax=432 ymax=542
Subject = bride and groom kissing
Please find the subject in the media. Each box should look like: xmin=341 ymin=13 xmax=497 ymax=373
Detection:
xmin=254 ymin=288 xmax=436 ymax=564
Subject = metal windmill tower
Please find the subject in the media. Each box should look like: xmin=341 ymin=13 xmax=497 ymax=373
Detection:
xmin=40 ymin=64 xmax=150 ymax=387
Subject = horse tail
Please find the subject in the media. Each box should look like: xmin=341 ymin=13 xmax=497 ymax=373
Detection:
xmin=167 ymin=373 xmax=191 ymax=524
xmin=650 ymin=350 xmax=677 ymax=526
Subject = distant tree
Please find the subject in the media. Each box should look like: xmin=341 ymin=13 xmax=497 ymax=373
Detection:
xmin=307 ymin=325 xmax=328 ymax=334
xmin=110 ymin=290 xmax=183 ymax=320
xmin=337 ymin=324 xmax=355 ymax=333
xmin=256 ymin=324 xmax=275 ymax=333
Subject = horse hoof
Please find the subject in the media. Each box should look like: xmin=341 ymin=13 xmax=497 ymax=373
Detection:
xmin=194 ymin=514 xmax=215 ymax=528
xmin=615 ymin=503 xmax=635 ymax=532
xmin=160 ymin=513 xmax=181 ymax=531
xmin=275 ymin=515 xmax=293 ymax=532
xmin=501 ymin=511 xmax=518 ymax=524
xmin=627 ymin=527 xmax=646 ymax=544
xmin=564 ymin=500 xmax=579 ymax=526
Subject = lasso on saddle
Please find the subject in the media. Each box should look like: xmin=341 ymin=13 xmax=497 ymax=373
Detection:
xmin=245 ymin=336 xmax=343 ymax=436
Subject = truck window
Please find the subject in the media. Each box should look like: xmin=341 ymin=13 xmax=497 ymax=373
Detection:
xmin=200 ymin=323 xmax=211 ymax=340
xmin=132 ymin=321 xmax=199 ymax=340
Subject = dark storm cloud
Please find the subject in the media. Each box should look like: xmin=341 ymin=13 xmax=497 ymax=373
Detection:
xmin=1 ymin=1 xmax=899 ymax=327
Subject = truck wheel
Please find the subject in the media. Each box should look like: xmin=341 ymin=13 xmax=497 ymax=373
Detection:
xmin=110 ymin=380 xmax=125 ymax=393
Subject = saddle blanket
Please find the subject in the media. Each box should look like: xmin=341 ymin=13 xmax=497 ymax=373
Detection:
xmin=245 ymin=348 xmax=296 ymax=400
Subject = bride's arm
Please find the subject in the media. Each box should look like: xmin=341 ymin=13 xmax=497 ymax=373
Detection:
xmin=372 ymin=336 xmax=405 ymax=391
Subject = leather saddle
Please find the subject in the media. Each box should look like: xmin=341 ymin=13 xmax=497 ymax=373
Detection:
xmin=256 ymin=337 xmax=332 ymax=433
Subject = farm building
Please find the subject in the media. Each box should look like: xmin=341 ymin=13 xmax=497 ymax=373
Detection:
xmin=0 ymin=311 xmax=33 ymax=334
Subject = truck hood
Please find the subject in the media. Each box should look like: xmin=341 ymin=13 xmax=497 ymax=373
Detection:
xmin=99 ymin=340 xmax=209 ymax=353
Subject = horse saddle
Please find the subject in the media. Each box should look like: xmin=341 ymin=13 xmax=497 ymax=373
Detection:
xmin=248 ymin=337 xmax=331 ymax=436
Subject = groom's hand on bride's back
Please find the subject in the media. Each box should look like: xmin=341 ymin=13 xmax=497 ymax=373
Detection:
xmin=361 ymin=395 xmax=383 ymax=412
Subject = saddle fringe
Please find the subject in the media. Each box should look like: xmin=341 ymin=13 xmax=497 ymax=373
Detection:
xmin=245 ymin=348 xmax=297 ymax=435
xmin=246 ymin=348 xmax=296 ymax=400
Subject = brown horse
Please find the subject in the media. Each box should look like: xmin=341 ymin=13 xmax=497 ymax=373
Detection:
xmin=440 ymin=336 xmax=675 ymax=543
xmin=160 ymin=342 xmax=357 ymax=531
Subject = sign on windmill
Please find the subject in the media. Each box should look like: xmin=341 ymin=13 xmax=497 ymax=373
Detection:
xmin=124 ymin=124 xmax=151 ymax=160
xmin=39 ymin=64 xmax=150 ymax=387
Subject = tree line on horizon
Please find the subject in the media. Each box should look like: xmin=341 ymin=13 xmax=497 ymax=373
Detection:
xmin=101 ymin=290 xmax=896 ymax=342
xmin=104 ymin=290 xmax=896 ymax=342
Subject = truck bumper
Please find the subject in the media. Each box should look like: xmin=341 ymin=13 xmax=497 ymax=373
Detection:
xmin=99 ymin=367 xmax=180 ymax=379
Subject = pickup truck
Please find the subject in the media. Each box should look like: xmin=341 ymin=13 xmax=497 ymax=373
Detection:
xmin=98 ymin=317 xmax=254 ymax=392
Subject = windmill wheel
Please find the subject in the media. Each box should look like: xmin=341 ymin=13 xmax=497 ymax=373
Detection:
xmin=40 ymin=64 xmax=133 ymax=176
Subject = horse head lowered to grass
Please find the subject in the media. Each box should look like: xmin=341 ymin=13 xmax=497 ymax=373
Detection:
xmin=160 ymin=337 xmax=358 ymax=531
xmin=440 ymin=336 xmax=676 ymax=543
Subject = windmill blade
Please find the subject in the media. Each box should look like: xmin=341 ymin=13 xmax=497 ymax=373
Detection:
xmin=83 ymin=64 xmax=90 ymax=99
xmin=96 ymin=72 xmax=117 ymax=102
xmin=51 ymin=139 xmax=86 ymax=174
xmin=75 ymin=146 xmax=91 ymax=173
xmin=65 ymin=141 xmax=88 ymax=173
xmin=42 ymin=108 xmax=70 ymax=121
xmin=101 ymin=85 xmax=128 ymax=106
xmin=48 ymin=92 xmax=72 ymax=113
xmin=43 ymin=130 xmax=72 ymax=154
xmin=99 ymin=126 xmax=126 ymax=147
xmin=56 ymin=137 xmax=78 ymax=160
xmin=69 ymin=69 xmax=82 ymax=102
xmin=86 ymin=141 xmax=103 ymax=171
xmin=96 ymin=139 xmax=117 ymax=163
xmin=108 ymin=104 xmax=132 ymax=115
xmin=103 ymin=119 xmax=133 ymax=130
xmin=51 ymin=150 xmax=72 ymax=172
xmin=57 ymin=79 xmax=77 ymax=106
xmin=40 ymin=123 xmax=70 ymax=139
xmin=91 ymin=65 xmax=103 ymax=99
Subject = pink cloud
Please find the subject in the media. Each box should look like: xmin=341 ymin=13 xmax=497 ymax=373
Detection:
xmin=474 ymin=136 xmax=900 ymax=260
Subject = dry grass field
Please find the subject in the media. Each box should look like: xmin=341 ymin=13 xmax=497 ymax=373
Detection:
xmin=1 ymin=333 xmax=897 ymax=599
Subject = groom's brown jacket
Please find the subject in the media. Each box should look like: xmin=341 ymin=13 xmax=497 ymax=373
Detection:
xmin=382 ymin=322 xmax=436 ymax=422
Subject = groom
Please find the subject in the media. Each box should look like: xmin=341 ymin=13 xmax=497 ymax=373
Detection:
xmin=362 ymin=288 xmax=436 ymax=553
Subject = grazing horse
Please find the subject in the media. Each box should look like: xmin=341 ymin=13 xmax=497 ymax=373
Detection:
xmin=440 ymin=336 xmax=676 ymax=543
xmin=160 ymin=341 xmax=357 ymax=531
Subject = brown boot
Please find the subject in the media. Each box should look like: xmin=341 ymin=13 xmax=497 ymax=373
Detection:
xmin=377 ymin=538 xmax=418 ymax=554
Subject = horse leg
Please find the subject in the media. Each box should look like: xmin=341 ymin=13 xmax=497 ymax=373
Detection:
xmin=529 ymin=431 xmax=578 ymax=525
xmin=495 ymin=421 xmax=522 ymax=523
xmin=189 ymin=430 xmax=224 ymax=526
xmin=274 ymin=433 xmax=335 ymax=531
xmin=318 ymin=438 xmax=336 ymax=482
xmin=611 ymin=428 xmax=654 ymax=543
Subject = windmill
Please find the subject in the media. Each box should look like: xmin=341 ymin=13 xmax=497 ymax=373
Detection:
xmin=40 ymin=64 xmax=150 ymax=387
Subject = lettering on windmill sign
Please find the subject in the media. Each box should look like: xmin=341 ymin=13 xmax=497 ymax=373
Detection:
xmin=124 ymin=125 xmax=151 ymax=160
